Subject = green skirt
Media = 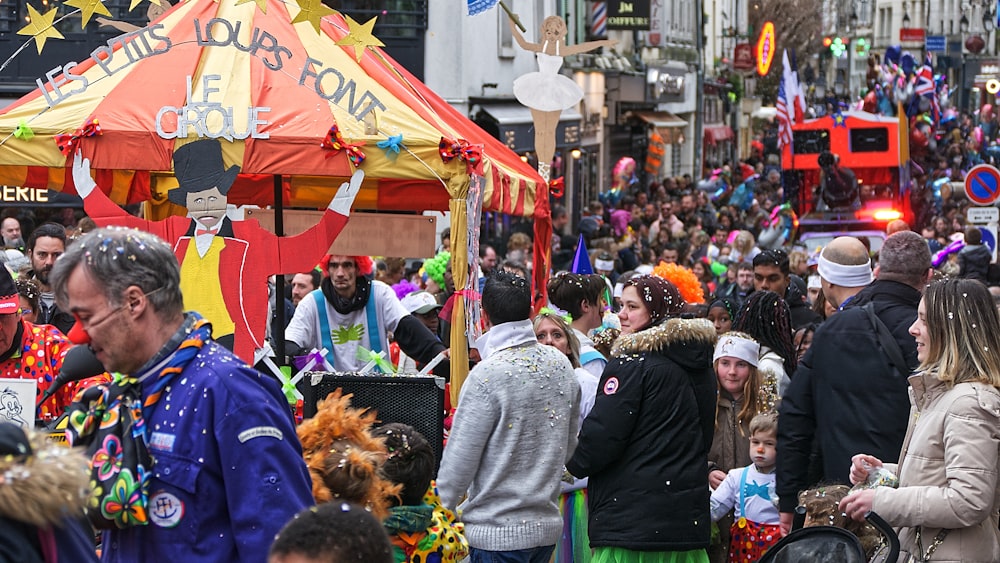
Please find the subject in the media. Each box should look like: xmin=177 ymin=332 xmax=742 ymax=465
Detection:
xmin=591 ymin=547 xmax=709 ymax=563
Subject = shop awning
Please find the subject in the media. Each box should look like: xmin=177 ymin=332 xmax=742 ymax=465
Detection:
xmin=704 ymin=124 xmax=735 ymax=144
xmin=634 ymin=111 xmax=687 ymax=128
xmin=476 ymin=105 xmax=582 ymax=153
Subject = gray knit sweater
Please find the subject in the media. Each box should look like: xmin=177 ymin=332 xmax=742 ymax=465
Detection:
xmin=437 ymin=319 xmax=581 ymax=551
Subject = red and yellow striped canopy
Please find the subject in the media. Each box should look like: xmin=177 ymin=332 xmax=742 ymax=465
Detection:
xmin=0 ymin=0 xmax=545 ymax=219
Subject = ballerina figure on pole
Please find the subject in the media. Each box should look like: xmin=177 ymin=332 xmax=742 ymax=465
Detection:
xmin=509 ymin=15 xmax=616 ymax=181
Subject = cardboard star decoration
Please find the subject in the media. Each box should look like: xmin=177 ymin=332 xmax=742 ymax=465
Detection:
xmin=234 ymin=0 xmax=268 ymax=14
xmin=65 ymin=0 xmax=113 ymax=28
xmin=336 ymin=15 xmax=385 ymax=62
xmin=17 ymin=4 xmax=64 ymax=54
xmin=290 ymin=0 xmax=334 ymax=34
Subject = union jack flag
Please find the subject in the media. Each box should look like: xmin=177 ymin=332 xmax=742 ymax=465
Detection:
xmin=913 ymin=53 xmax=940 ymax=124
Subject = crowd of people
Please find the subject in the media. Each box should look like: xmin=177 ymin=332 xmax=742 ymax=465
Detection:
xmin=2 ymin=131 xmax=1000 ymax=562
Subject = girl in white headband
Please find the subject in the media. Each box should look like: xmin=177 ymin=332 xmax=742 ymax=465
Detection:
xmin=706 ymin=331 xmax=773 ymax=563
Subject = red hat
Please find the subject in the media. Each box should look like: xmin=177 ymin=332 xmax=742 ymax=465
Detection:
xmin=0 ymin=268 xmax=19 ymax=315
xmin=320 ymin=255 xmax=374 ymax=277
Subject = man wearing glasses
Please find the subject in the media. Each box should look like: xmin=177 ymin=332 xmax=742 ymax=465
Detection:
xmin=51 ymin=227 xmax=314 ymax=562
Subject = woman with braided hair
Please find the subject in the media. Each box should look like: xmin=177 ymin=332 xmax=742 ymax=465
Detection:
xmin=732 ymin=290 xmax=797 ymax=397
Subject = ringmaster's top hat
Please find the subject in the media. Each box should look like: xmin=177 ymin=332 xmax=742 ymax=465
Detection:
xmin=167 ymin=139 xmax=241 ymax=206
xmin=0 ymin=267 xmax=19 ymax=314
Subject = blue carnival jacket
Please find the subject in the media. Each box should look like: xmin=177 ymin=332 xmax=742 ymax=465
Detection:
xmin=101 ymin=340 xmax=313 ymax=563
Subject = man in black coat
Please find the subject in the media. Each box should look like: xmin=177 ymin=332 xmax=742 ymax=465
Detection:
xmin=776 ymin=232 xmax=932 ymax=534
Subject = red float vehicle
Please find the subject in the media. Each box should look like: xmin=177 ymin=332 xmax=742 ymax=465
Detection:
xmin=782 ymin=111 xmax=913 ymax=253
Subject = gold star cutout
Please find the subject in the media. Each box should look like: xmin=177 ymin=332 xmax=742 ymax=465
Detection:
xmin=234 ymin=0 xmax=267 ymax=14
xmin=17 ymin=4 xmax=64 ymax=55
xmin=128 ymin=0 xmax=163 ymax=13
xmin=290 ymin=0 xmax=334 ymax=34
xmin=65 ymin=0 xmax=113 ymax=28
xmin=335 ymin=15 xmax=384 ymax=61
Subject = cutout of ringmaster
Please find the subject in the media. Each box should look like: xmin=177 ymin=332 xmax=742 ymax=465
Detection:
xmin=73 ymin=139 xmax=362 ymax=363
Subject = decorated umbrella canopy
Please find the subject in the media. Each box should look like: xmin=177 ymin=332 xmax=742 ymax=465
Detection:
xmin=0 ymin=0 xmax=553 ymax=397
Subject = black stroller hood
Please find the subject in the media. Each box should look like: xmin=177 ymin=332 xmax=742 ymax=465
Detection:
xmin=758 ymin=512 xmax=900 ymax=563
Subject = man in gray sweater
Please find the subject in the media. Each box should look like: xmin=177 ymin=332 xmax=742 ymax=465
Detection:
xmin=437 ymin=270 xmax=581 ymax=563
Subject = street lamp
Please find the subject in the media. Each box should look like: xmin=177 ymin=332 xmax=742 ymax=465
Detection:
xmin=902 ymin=10 xmax=911 ymax=27
xmin=960 ymin=0 xmax=995 ymax=111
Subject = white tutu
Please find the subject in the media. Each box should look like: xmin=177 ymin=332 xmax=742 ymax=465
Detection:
xmin=513 ymin=52 xmax=584 ymax=112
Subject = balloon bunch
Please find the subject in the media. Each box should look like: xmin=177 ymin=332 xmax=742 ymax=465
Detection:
xmin=931 ymin=239 xmax=965 ymax=269
xmin=862 ymin=46 xmax=949 ymax=128
xmin=757 ymin=203 xmax=799 ymax=250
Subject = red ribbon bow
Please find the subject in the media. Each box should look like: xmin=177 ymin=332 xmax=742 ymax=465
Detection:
xmin=548 ymin=177 xmax=565 ymax=198
xmin=321 ymin=124 xmax=366 ymax=168
xmin=195 ymin=229 xmax=217 ymax=236
xmin=55 ymin=118 xmax=102 ymax=156
xmin=438 ymin=137 xmax=482 ymax=174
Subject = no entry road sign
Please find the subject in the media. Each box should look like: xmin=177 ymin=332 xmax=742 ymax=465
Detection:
xmin=965 ymin=164 xmax=1000 ymax=206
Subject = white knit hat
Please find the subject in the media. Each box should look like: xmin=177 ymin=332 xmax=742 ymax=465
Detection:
xmin=713 ymin=333 xmax=760 ymax=367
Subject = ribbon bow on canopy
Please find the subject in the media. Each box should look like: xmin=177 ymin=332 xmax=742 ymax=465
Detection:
xmin=438 ymin=137 xmax=482 ymax=174
xmin=321 ymin=124 xmax=366 ymax=168
xmin=548 ymin=177 xmax=565 ymax=198
xmin=376 ymin=134 xmax=404 ymax=162
xmin=55 ymin=117 xmax=102 ymax=156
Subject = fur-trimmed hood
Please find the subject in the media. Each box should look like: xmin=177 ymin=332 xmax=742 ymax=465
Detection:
xmin=0 ymin=429 xmax=90 ymax=528
xmin=611 ymin=317 xmax=717 ymax=371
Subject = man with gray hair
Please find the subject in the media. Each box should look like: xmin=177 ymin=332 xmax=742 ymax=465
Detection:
xmin=776 ymin=231 xmax=932 ymax=534
xmin=50 ymin=227 xmax=314 ymax=562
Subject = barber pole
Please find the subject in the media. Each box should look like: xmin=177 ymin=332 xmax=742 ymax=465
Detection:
xmin=590 ymin=1 xmax=607 ymax=39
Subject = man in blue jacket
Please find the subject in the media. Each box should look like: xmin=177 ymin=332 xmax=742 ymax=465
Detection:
xmin=51 ymin=227 xmax=314 ymax=562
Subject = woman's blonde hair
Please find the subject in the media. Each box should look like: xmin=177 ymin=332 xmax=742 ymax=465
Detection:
xmin=920 ymin=278 xmax=1000 ymax=388
xmin=732 ymin=230 xmax=755 ymax=255
xmin=533 ymin=310 xmax=581 ymax=368
xmin=713 ymin=331 xmax=767 ymax=432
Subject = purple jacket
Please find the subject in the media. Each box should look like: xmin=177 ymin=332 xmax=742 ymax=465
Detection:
xmin=101 ymin=340 xmax=313 ymax=563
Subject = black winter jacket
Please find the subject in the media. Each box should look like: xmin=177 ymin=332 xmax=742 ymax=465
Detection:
xmin=567 ymin=317 xmax=717 ymax=551
xmin=784 ymin=277 xmax=823 ymax=330
xmin=776 ymin=280 xmax=921 ymax=512
xmin=958 ymin=243 xmax=992 ymax=282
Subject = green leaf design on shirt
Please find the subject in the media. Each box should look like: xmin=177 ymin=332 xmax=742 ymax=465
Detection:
xmin=332 ymin=323 xmax=365 ymax=344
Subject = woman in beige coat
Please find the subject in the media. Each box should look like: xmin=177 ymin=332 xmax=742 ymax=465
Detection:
xmin=840 ymin=278 xmax=1000 ymax=562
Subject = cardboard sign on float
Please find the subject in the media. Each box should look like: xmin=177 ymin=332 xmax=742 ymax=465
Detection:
xmin=246 ymin=209 xmax=436 ymax=258
xmin=80 ymin=138 xmax=358 ymax=364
